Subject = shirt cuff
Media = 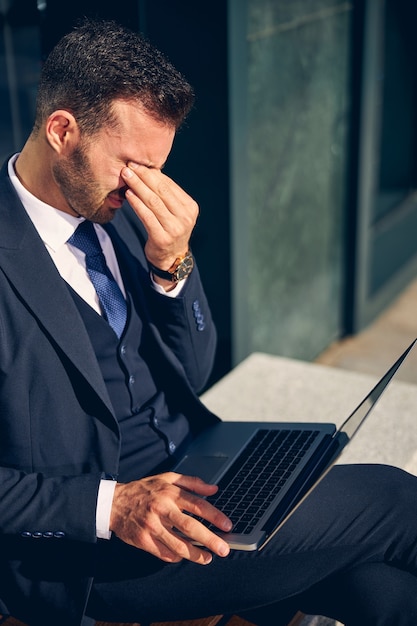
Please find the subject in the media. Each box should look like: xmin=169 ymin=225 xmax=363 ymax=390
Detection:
xmin=150 ymin=273 xmax=187 ymax=297
xmin=96 ymin=478 xmax=117 ymax=539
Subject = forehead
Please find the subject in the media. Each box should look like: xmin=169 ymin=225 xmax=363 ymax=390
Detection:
xmin=98 ymin=99 xmax=176 ymax=168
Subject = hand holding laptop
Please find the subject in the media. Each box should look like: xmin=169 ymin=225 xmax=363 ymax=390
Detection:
xmin=110 ymin=340 xmax=416 ymax=559
xmin=110 ymin=471 xmax=232 ymax=564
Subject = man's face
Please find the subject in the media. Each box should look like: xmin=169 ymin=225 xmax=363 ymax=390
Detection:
xmin=52 ymin=100 xmax=176 ymax=223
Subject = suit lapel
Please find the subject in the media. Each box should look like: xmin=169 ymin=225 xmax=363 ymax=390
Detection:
xmin=0 ymin=166 xmax=115 ymax=418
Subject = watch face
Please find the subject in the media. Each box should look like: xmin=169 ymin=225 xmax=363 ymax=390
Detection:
xmin=174 ymin=254 xmax=194 ymax=280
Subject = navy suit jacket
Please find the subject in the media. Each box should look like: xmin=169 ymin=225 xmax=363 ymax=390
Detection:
xmin=0 ymin=160 xmax=219 ymax=625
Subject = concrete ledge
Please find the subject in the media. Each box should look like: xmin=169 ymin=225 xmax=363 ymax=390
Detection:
xmin=202 ymin=352 xmax=417 ymax=473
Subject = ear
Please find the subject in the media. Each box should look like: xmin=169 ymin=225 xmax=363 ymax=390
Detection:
xmin=45 ymin=110 xmax=80 ymax=154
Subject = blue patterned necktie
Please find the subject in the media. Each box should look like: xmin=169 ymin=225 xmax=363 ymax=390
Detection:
xmin=67 ymin=220 xmax=127 ymax=338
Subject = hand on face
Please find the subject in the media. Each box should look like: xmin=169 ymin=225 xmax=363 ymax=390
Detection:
xmin=121 ymin=163 xmax=198 ymax=271
xmin=110 ymin=472 xmax=232 ymax=565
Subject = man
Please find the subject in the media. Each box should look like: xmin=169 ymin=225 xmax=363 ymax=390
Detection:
xmin=1 ymin=18 xmax=417 ymax=626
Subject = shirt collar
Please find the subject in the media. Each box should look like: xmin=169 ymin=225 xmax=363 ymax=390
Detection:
xmin=8 ymin=154 xmax=84 ymax=252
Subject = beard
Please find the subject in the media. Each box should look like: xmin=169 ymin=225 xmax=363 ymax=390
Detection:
xmin=52 ymin=143 xmax=121 ymax=224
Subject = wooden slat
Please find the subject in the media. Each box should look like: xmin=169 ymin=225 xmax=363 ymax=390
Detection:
xmin=287 ymin=612 xmax=306 ymax=626
xmin=1 ymin=617 xmax=224 ymax=626
xmin=95 ymin=619 xmax=222 ymax=626
xmin=221 ymin=617 xmax=257 ymax=626
xmin=0 ymin=618 xmax=28 ymax=626
xmin=150 ymin=618 xmax=223 ymax=626
xmin=1 ymin=612 xmax=302 ymax=626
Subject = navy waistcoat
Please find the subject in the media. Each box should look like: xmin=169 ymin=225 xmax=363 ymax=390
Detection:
xmin=68 ymin=286 xmax=191 ymax=483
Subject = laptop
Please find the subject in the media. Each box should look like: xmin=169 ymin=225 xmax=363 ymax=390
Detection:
xmin=174 ymin=338 xmax=416 ymax=551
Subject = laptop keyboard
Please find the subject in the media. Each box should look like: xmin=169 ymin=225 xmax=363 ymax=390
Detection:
xmin=205 ymin=428 xmax=320 ymax=534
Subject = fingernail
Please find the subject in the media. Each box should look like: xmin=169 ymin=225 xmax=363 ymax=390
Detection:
xmin=218 ymin=543 xmax=230 ymax=557
xmin=122 ymin=167 xmax=132 ymax=178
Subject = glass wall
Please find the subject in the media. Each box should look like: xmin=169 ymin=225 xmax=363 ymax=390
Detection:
xmin=0 ymin=1 xmax=42 ymax=163
xmin=230 ymin=0 xmax=353 ymax=362
xmin=0 ymin=0 xmax=140 ymax=165
xmin=352 ymin=0 xmax=417 ymax=329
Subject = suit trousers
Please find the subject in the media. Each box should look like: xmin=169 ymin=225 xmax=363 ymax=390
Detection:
xmin=87 ymin=464 xmax=417 ymax=626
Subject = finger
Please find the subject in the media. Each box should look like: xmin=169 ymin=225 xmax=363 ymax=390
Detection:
xmin=123 ymin=178 xmax=194 ymax=245
xmin=130 ymin=504 xmax=218 ymax=565
xmin=165 ymin=473 xmax=232 ymax=531
xmin=121 ymin=166 xmax=175 ymax=215
xmin=122 ymin=172 xmax=171 ymax=226
xmin=158 ymin=523 xmax=218 ymax=565
xmin=169 ymin=508 xmax=230 ymax=559
xmin=171 ymin=473 xmax=220 ymax=496
xmin=130 ymin=531 xmax=184 ymax=564
xmin=123 ymin=188 xmax=189 ymax=260
xmin=137 ymin=525 xmax=210 ymax=564
xmin=182 ymin=491 xmax=232 ymax=534
xmin=128 ymin=163 xmax=191 ymax=214
xmin=122 ymin=165 xmax=198 ymax=227
xmin=124 ymin=187 xmax=171 ymax=236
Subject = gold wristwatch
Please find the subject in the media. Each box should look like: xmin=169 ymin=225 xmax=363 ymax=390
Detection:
xmin=149 ymin=250 xmax=194 ymax=283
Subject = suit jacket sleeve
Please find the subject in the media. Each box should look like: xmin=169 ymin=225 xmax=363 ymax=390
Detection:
xmin=143 ymin=265 xmax=217 ymax=393
xmin=0 ymin=468 xmax=100 ymax=543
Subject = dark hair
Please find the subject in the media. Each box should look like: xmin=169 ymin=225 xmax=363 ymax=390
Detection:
xmin=33 ymin=19 xmax=195 ymax=135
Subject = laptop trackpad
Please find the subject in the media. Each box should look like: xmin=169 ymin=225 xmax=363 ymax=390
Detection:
xmin=174 ymin=455 xmax=229 ymax=483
